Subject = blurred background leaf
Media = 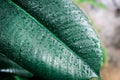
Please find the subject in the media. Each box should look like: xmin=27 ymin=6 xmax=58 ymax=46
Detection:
xmin=76 ymin=0 xmax=105 ymax=9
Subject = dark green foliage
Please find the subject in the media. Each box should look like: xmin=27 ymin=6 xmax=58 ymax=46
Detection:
xmin=0 ymin=0 xmax=102 ymax=80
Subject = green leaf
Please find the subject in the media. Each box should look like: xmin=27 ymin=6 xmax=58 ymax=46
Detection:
xmin=0 ymin=53 xmax=33 ymax=77
xmin=0 ymin=53 xmax=33 ymax=80
xmin=77 ymin=0 xmax=105 ymax=9
xmin=11 ymin=0 xmax=102 ymax=74
xmin=0 ymin=0 xmax=102 ymax=80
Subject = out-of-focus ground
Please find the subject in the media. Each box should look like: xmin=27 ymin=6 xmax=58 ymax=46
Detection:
xmin=74 ymin=0 xmax=120 ymax=80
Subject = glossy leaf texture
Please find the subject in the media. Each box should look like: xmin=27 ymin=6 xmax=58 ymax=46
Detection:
xmin=12 ymin=0 xmax=102 ymax=75
xmin=0 ymin=53 xmax=33 ymax=77
xmin=0 ymin=0 xmax=102 ymax=80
